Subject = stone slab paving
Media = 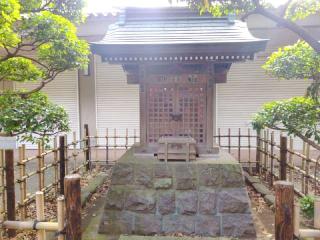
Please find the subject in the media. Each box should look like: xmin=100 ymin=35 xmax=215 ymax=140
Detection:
xmin=119 ymin=236 xmax=233 ymax=240
xmin=99 ymin=148 xmax=256 ymax=239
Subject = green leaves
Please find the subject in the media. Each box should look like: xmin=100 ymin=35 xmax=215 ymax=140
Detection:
xmin=0 ymin=0 xmax=20 ymax=47
xmin=263 ymin=41 xmax=320 ymax=81
xmin=286 ymin=0 xmax=320 ymax=21
xmin=0 ymin=0 xmax=88 ymax=143
xmin=300 ymin=195 xmax=315 ymax=219
xmin=0 ymin=57 xmax=43 ymax=82
xmin=20 ymin=11 xmax=89 ymax=72
xmin=0 ymin=92 xmax=69 ymax=144
xmin=252 ymin=97 xmax=320 ymax=143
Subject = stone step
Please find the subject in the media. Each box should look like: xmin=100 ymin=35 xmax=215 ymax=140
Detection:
xmin=119 ymin=235 xmax=234 ymax=240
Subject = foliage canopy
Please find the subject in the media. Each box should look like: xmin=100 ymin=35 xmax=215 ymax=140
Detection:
xmin=0 ymin=0 xmax=89 ymax=143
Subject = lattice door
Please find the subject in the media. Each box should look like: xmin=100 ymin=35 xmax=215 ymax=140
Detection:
xmin=146 ymin=74 xmax=207 ymax=144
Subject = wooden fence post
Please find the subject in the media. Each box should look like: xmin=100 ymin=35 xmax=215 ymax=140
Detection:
xmin=59 ymin=136 xmax=66 ymax=195
xmin=256 ymin=129 xmax=261 ymax=174
xmin=36 ymin=191 xmax=46 ymax=240
xmin=275 ymin=181 xmax=294 ymax=240
xmin=5 ymin=149 xmax=15 ymax=237
xmin=57 ymin=195 xmax=65 ymax=240
xmin=314 ymin=197 xmax=320 ymax=240
xmin=64 ymin=174 xmax=81 ymax=240
xmin=84 ymin=124 xmax=90 ymax=171
xmin=280 ymin=136 xmax=288 ymax=181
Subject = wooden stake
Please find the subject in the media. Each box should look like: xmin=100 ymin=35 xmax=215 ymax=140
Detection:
xmin=84 ymin=124 xmax=90 ymax=171
xmin=238 ymin=128 xmax=241 ymax=162
xmin=256 ymin=129 xmax=261 ymax=174
xmin=5 ymin=149 xmax=16 ymax=237
xmin=57 ymin=195 xmax=65 ymax=240
xmin=64 ymin=135 xmax=68 ymax=174
xmin=248 ymin=128 xmax=252 ymax=174
xmin=64 ymin=174 xmax=81 ymax=240
xmin=293 ymin=202 xmax=300 ymax=238
xmin=54 ymin=137 xmax=58 ymax=194
xmin=73 ymin=132 xmax=77 ymax=172
xmin=270 ymin=132 xmax=274 ymax=186
xmin=37 ymin=142 xmax=44 ymax=191
xmin=280 ymin=136 xmax=288 ymax=181
xmin=305 ymin=143 xmax=310 ymax=195
xmin=275 ymin=181 xmax=294 ymax=240
xmin=314 ymin=197 xmax=320 ymax=240
xmin=59 ymin=136 xmax=66 ymax=195
xmin=36 ymin=191 xmax=46 ymax=240
xmin=106 ymin=128 xmax=109 ymax=164
xmin=19 ymin=145 xmax=27 ymax=220
xmin=228 ymin=128 xmax=231 ymax=153
xmin=288 ymin=137 xmax=294 ymax=182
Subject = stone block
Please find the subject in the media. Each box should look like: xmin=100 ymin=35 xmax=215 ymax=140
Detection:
xmin=99 ymin=210 xmax=134 ymax=234
xmin=162 ymin=215 xmax=195 ymax=235
xmin=155 ymin=163 xmax=173 ymax=178
xmin=135 ymin=164 xmax=153 ymax=188
xmin=264 ymin=194 xmax=275 ymax=206
xmin=221 ymin=214 xmax=256 ymax=238
xmin=220 ymin=164 xmax=245 ymax=188
xmin=105 ymin=188 xmax=126 ymax=210
xmin=176 ymin=191 xmax=198 ymax=215
xmin=253 ymin=183 xmax=271 ymax=196
xmin=199 ymin=190 xmax=216 ymax=215
xmin=195 ymin=215 xmax=220 ymax=236
xmin=134 ymin=214 xmax=162 ymax=235
xmin=112 ymin=163 xmax=134 ymax=185
xmin=198 ymin=165 xmax=221 ymax=187
xmin=154 ymin=178 xmax=172 ymax=189
xmin=125 ymin=190 xmax=156 ymax=213
xmin=158 ymin=191 xmax=175 ymax=215
xmin=218 ymin=188 xmax=250 ymax=214
xmin=175 ymin=164 xmax=197 ymax=190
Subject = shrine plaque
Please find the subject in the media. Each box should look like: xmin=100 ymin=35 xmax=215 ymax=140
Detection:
xmin=0 ymin=136 xmax=17 ymax=150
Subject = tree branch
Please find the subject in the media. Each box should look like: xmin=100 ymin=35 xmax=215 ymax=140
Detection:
xmin=256 ymin=7 xmax=320 ymax=52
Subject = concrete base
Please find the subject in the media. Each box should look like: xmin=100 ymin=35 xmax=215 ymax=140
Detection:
xmin=99 ymin=148 xmax=256 ymax=239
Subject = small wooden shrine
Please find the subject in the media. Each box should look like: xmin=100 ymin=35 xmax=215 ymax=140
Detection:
xmin=92 ymin=7 xmax=267 ymax=156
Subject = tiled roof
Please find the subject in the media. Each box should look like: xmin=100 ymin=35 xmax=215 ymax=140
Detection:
xmin=91 ymin=7 xmax=268 ymax=62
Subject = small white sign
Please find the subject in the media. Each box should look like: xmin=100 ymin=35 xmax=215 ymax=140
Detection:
xmin=0 ymin=136 xmax=17 ymax=150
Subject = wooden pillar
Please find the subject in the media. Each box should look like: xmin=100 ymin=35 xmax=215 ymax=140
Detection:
xmin=64 ymin=174 xmax=81 ymax=240
xmin=139 ymin=65 xmax=147 ymax=146
xmin=275 ymin=181 xmax=294 ymax=240
xmin=280 ymin=136 xmax=288 ymax=181
xmin=256 ymin=129 xmax=261 ymax=174
xmin=84 ymin=124 xmax=91 ymax=171
xmin=5 ymin=150 xmax=15 ymax=237
xmin=59 ymin=136 xmax=66 ymax=195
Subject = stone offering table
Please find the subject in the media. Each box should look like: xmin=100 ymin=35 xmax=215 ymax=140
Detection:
xmin=99 ymin=148 xmax=256 ymax=239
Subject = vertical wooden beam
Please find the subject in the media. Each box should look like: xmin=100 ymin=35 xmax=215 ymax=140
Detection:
xmin=59 ymin=136 xmax=66 ymax=195
xmin=280 ymin=136 xmax=288 ymax=181
xmin=256 ymin=129 xmax=261 ymax=174
xmin=228 ymin=128 xmax=231 ymax=153
xmin=57 ymin=195 xmax=65 ymax=240
xmin=36 ymin=191 xmax=46 ymax=240
xmin=314 ymin=197 xmax=320 ymax=230
xmin=305 ymin=143 xmax=310 ymax=195
xmin=54 ymin=137 xmax=58 ymax=194
xmin=238 ymin=128 xmax=241 ymax=162
xmin=293 ymin=202 xmax=300 ymax=238
xmin=270 ymin=132 xmax=275 ymax=187
xmin=19 ymin=145 xmax=27 ymax=220
xmin=64 ymin=174 xmax=81 ymax=240
xmin=206 ymin=76 xmax=214 ymax=150
xmin=275 ymin=181 xmax=294 ymax=240
xmin=106 ymin=128 xmax=109 ymax=164
xmin=288 ymin=137 xmax=294 ymax=182
xmin=5 ymin=149 xmax=15 ymax=237
xmin=73 ymin=132 xmax=77 ymax=172
xmin=84 ymin=124 xmax=90 ymax=171
xmin=248 ymin=128 xmax=252 ymax=174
